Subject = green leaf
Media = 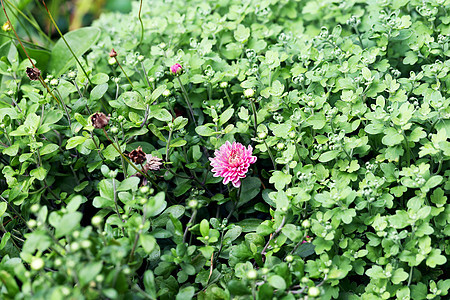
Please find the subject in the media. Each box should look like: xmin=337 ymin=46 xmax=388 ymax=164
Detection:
xmin=90 ymin=83 xmax=108 ymax=100
xmin=169 ymin=139 xmax=187 ymax=148
xmin=117 ymin=177 xmax=140 ymax=192
xmin=269 ymin=171 xmax=292 ymax=190
xmin=91 ymin=73 xmax=109 ymax=84
xmin=366 ymin=265 xmax=388 ymax=279
xmin=79 ymin=262 xmax=103 ymax=287
xmin=234 ymin=24 xmax=250 ymax=43
xmin=0 ymin=202 xmax=6 ymax=217
xmin=200 ymin=219 xmax=210 ymax=237
xmin=67 ymin=195 xmax=84 ymax=212
xmin=426 ymin=249 xmax=447 ymax=267
xmin=55 ymin=212 xmax=82 ymax=238
xmin=145 ymin=192 xmax=167 ymax=217
xmin=228 ymin=280 xmax=251 ymax=296
xmin=40 ymin=143 xmax=59 ymax=156
xmin=392 ymin=268 xmax=409 ymax=284
xmin=48 ymin=27 xmax=101 ymax=77
xmin=307 ymin=113 xmax=326 ymax=129
xmin=30 ymin=167 xmax=47 ymax=181
xmin=219 ymin=108 xmax=234 ymax=126
xmin=150 ymin=108 xmax=172 ymax=122
xmin=3 ymin=144 xmax=19 ymax=156
xmin=140 ymin=234 xmax=157 ymax=254
xmin=121 ymin=91 xmax=146 ymax=110
xmin=151 ymin=84 xmax=167 ymax=101
xmin=0 ymin=270 xmax=19 ymax=296
xmin=403 ymin=51 xmax=418 ymax=65
xmin=382 ymin=128 xmax=403 ymax=146
xmin=66 ymin=136 xmax=87 ymax=149
xmin=176 ymin=286 xmax=195 ymax=300
xmin=173 ymin=116 xmax=188 ymax=130
xmin=238 ymin=177 xmax=261 ymax=207
xmin=318 ymin=150 xmax=340 ymax=162
xmin=0 ymin=232 xmax=10 ymax=250
xmin=268 ymin=275 xmax=286 ymax=290
xmin=195 ymin=125 xmax=215 ymax=136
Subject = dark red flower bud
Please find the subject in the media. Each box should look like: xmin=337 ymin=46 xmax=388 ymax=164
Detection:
xmin=129 ymin=146 xmax=146 ymax=165
xmin=26 ymin=67 xmax=41 ymax=81
xmin=109 ymin=48 xmax=117 ymax=58
xmin=91 ymin=112 xmax=110 ymax=129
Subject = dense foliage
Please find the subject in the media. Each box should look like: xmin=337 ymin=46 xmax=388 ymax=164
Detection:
xmin=1 ymin=0 xmax=450 ymax=299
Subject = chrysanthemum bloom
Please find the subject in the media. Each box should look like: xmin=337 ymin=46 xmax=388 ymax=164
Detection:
xmin=170 ymin=63 xmax=182 ymax=75
xmin=129 ymin=146 xmax=146 ymax=165
xmin=209 ymin=141 xmax=257 ymax=188
xmin=91 ymin=112 xmax=110 ymax=129
xmin=143 ymin=154 xmax=163 ymax=171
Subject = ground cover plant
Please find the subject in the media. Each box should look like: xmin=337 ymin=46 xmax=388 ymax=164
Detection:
xmin=0 ymin=0 xmax=450 ymax=299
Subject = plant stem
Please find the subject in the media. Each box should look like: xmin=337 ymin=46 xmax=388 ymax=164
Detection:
xmin=54 ymin=88 xmax=72 ymax=127
xmin=407 ymin=266 xmax=413 ymax=286
xmin=41 ymin=1 xmax=93 ymax=86
xmin=224 ymin=89 xmax=232 ymax=106
xmin=263 ymin=140 xmax=277 ymax=170
xmin=129 ymin=205 xmax=147 ymax=263
xmin=115 ymin=136 xmax=128 ymax=178
xmin=138 ymin=0 xmax=144 ymax=47
xmin=165 ymin=129 xmax=173 ymax=162
xmin=183 ymin=209 xmax=197 ymax=243
xmin=112 ymin=178 xmax=125 ymax=236
xmin=261 ymin=216 xmax=286 ymax=258
xmin=114 ymin=57 xmax=134 ymax=87
xmin=176 ymin=76 xmax=197 ymax=126
xmin=354 ymin=26 xmax=364 ymax=49
xmin=249 ymin=98 xmax=258 ymax=133
xmin=141 ymin=62 xmax=151 ymax=88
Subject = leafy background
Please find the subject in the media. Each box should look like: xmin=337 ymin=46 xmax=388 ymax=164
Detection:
xmin=0 ymin=0 xmax=450 ymax=299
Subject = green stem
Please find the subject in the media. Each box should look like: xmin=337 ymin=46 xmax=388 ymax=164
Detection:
xmin=263 ymin=140 xmax=277 ymax=170
xmin=224 ymin=89 xmax=232 ymax=106
xmin=115 ymin=136 xmax=127 ymax=178
xmin=54 ymin=88 xmax=72 ymax=127
xmin=129 ymin=205 xmax=147 ymax=263
xmin=408 ymin=266 xmax=413 ymax=286
xmin=141 ymin=62 xmax=151 ymax=88
xmin=112 ymin=178 xmax=125 ymax=235
xmin=41 ymin=1 xmax=93 ymax=86
xmin=249 ymin=98 xmax=258 ymax=133
xmin=354 ymin=26 xmax=364 ymax=49
xmin=165 ymin=129 xmax=173 ymax=162
xmin=114 ymin=57 xmax=134 ymax=87
xmin=176 ymin=76 xmax=197 ymax=126
xmin=138 ymin=0 xmax=144 ymax=47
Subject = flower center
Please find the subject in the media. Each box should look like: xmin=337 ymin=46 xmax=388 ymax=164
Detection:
xmin=228 ymin=150 xmax=240 ymax=165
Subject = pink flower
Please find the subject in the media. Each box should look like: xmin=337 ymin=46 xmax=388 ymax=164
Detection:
xmin=209 ymin=141 xmax=257 ymax=188
xmin=170 ymin=63 xmax=182 ymax=75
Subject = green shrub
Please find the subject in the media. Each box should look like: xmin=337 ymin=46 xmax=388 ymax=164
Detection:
xmin=1 ymin=0 xmax=450 ymax=299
